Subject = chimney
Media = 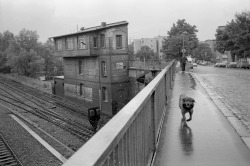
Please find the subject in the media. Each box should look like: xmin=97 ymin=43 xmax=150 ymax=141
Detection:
xmin=80 ymin=27 xmax=85 ymax=31
xmin=101 ymin=22 xmax=106 ymax=27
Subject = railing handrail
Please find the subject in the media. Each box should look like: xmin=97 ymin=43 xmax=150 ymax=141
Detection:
xmin=63 ymin=60 xmax=176 ymax=166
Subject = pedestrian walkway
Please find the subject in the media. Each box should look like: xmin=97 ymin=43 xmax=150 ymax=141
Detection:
xmin=153 ymin=71 xmax=250 ymax=166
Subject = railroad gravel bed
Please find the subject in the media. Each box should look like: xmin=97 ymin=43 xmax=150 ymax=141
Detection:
xmin=23 ymin=113 xmax=85 ymax=151
xmin=0 ymin=76 xmax=108 ymax=165
xmin=0 ymin=98 xmax=86 ymax=152
xmin=0 ymin=105 xmax=62 ymax=166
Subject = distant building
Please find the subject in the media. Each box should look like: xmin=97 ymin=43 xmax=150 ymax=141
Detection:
xmin=215 ymin=51 xmax=232 ymax=63
xmin=133 ymin=36 xmax=167 ymax=59
xmin=204 ymin=40 xmax=216 ymax=62
xmin=156 ymin=36 xmax=167 ymax=59
xmin=134 ymin=38 xmax=157 ymax=53
xmin=218 ymin=26 xmax=226 ymax=31
xmin=51 ymin=21 xmax=129 ymax=116
xmin=214 ymin=26 xmax=232 ymax=63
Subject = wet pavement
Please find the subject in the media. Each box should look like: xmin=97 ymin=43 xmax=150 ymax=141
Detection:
xmin=192 ymin=65 xmax=250 ymax=127
xmin=153 ymin=71 xmax=250 ymax=166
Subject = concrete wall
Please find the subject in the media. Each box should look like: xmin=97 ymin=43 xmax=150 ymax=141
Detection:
xmin=129 ymin=60 xmax=168 ymax=70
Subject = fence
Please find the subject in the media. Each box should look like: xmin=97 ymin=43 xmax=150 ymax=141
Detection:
xmin=63 ymin=60 xmax=176 ymax=166
xmin=129 ymin=60 xmax=168 ymax=70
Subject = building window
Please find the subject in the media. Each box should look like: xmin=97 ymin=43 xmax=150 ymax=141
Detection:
xmin=55 ymin=40 xmax=62 ymax=51
xmin=80 ymin=83 xmax=83 ymax=96
xmin=100 ymin=34 xmax=105 ymax=48
xmin=78 ymin=84 xmax=93 ymax=101
xmin=101 ymin=61 xmax=107 ymax=77
xmin=116 ymin=35 xmax=122 ymax=49
xmin=102 ymin=87 xmax=108 ymax=102
xmin=93 ymin=37 xmax=98 ymax=48
xmin=79 ymin=36 xmax=87 ymax=49
xmin=79 ymin=61 xmax=83 ymax=74
xmin=66 ymin=38 xmax=74 ymax=50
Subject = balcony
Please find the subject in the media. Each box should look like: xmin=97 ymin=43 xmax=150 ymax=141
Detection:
xmin=54 ymin=45 xmax=128 ymax=58
xmin=54 ymin=49 xmax=92 ymax=57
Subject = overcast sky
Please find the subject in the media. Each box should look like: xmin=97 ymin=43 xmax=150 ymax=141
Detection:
xmin=0 ymin=0 xmax=250 ymax=43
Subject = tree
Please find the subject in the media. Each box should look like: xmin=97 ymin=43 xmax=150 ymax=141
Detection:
xmin=215 ymin=11 xmax=250 ymax=61
xmin=38 ymin=39 xmax=63 ymax=80
xmin=192 ymin=43 xmax=213 ymax=61
xmin=0 ymin=29 xmax=63 ymax=78
xmin=161 ymin=19 xmax=199 ymax=60
xmin=16 ymin=28 xmax=39 ymax=52
xmin=135 ymin=46 xmax=156 ymax=60
xmin=0 ymin=31 xmax=19 ymax=73
xmin=3 ymin=29 xmax=43 ymax=77
xmin=0 ymin=31 xmax=15 ymax=52
xmin=7 ymin=48 xmax=43 ymax=77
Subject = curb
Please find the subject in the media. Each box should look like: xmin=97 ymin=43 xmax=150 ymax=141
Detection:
xmin=191 ymin=72 xmax=250 ymax=150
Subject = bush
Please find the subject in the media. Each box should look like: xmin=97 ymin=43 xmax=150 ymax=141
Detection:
xmin=0 ymin=66 xmax=11 ymax=73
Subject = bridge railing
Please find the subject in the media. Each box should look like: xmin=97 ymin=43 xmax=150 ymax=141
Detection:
xmin=63 ymin=60 xmax=176 ymax=166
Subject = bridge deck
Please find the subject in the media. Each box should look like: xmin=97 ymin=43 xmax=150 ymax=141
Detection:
xmin=153 ymin=71 xmax=250 ymax=166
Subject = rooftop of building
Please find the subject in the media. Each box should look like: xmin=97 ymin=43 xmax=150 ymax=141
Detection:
xmin=218 ymin=26 xmax=226 ymax=31
xmin=51 ymin=21 xmax=129 ymax=39
xmin=54 ymin=76 xmax=64 ymax=79
xmin=133 ymin=36 xmax=167 ymax=41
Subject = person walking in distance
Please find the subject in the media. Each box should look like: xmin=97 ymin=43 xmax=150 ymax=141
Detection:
xmin=180 ymin=54 xmax=188 ymax=72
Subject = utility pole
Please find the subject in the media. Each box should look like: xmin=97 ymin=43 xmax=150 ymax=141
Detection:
xmin=181 ymin=31 xmax=187 ymax=56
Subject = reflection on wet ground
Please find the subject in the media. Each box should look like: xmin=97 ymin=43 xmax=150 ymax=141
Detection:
xmin=155 ymin=71 xmax=250 ymax=166
xmin=179 ymin=119 xmax=193 ymax=155
xmin=189 ymin=73 xmax=196 ymax=90
xmin=178 ymin=72 xmax=197 ymax=91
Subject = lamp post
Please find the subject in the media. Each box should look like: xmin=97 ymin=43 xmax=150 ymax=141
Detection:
xmin=181 ymin=31 xmax=188 ymax=56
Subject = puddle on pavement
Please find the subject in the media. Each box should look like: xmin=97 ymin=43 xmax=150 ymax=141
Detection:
xmin=179 ymin=119 xmax=194 ymax=155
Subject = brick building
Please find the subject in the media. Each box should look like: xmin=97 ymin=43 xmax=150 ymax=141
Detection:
xmin=51 ymin=21 xmax=129 ymax=116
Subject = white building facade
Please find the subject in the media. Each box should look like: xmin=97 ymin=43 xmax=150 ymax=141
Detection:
xmin=133 ymin=36 xmax=167 ymax=59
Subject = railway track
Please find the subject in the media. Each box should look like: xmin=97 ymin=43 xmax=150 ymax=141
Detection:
xmin=0 ymin=133 xmax=23 ymax=166
xmin=0 ymin=76 xmax=111 ymax=124
xmin=0 ymin=93 xmax=94 ymax=141
xmin=0 ymin=87 xmax=93 ymax=131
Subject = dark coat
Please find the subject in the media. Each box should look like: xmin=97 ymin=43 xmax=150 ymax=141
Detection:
xmin=180 ymin=56 xmax=188 ymax=64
